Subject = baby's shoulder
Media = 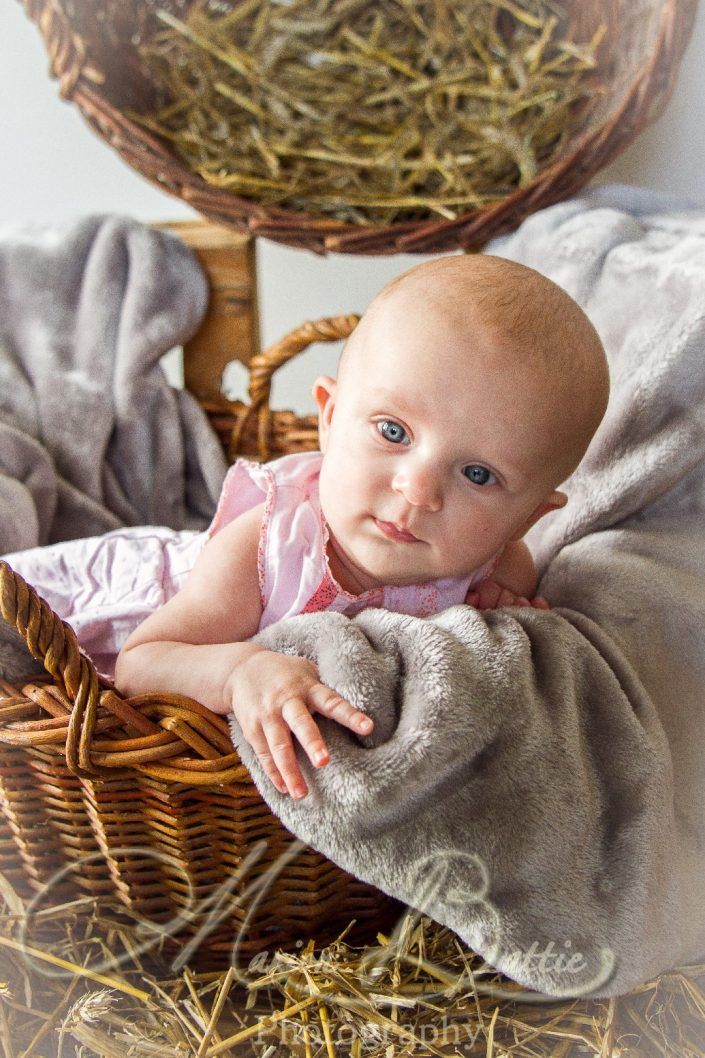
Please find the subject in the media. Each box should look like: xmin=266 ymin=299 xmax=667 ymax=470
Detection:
xmin=187 ymin=500 xmax=267 ymax=620
xmin=208 ymin=500 xmax=266 ymax=551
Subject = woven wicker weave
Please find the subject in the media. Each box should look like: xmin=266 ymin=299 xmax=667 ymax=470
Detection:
xmin=0 ymin=315 xmax=406 ymax=971
xmin=19 ymin=0 xmax=698 ymax=255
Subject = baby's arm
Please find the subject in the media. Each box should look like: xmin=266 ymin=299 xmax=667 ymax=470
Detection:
xmin=114 ymin=503 xmax=373 ymax=799
xmin=465 ymin=539 xmax=550 ymax=610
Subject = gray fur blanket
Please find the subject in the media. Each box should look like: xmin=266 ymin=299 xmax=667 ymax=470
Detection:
xmin=229 ymin=186 xmax=705 ymax=1000
xmin=0 ymin=214 xmax=227 ymax=555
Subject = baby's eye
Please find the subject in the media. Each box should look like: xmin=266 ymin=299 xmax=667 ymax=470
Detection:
xmin=463 ymin=465 xmax=497 ymax=486
xmin=377 ymin=420 xmax=410 ymax=445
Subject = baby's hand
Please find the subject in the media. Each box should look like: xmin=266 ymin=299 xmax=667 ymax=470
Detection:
xmin=226 ymin=648 xmax=374 ymax=800
xmin=466 ymin=579 xmax=551 ymax=611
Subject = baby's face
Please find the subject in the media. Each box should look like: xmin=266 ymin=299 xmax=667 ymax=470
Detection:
xmin=312 ymin=297 xmax=568 ymax=594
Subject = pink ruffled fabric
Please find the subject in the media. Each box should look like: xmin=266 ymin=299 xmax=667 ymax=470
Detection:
xmin=2 ymin=525 xmax=205 ymax=682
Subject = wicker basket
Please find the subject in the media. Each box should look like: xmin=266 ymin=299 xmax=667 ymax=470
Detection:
xmin=0 ymin=315 xmax=406 ymax=972
xmin=20 ymin=0 xmax=697 ymax=255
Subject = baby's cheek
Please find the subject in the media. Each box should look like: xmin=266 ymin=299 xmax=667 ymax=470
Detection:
xmin=447 ymin=513 xmax=505 ymax=570
xmin=335 ymin=454 xmax=374 ymax=505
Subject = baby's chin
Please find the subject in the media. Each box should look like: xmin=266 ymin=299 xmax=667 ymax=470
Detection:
xmin=328 ymin=520 xmax=481 ymax=588
xmin=348 ymin=545 xmax=467 ymax=588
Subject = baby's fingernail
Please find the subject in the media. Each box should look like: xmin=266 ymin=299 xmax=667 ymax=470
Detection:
xmin=314 ymin=749 xmax=328 ymax=765
xmin=359 ymin=717 xmax=373 ymax=731
xmin=294 ymin=785 xmax=307 ymax=799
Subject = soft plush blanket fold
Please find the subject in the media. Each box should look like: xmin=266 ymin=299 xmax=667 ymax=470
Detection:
xmin=0 ymin=215 xmax=227 ymax=556
xmin=224 ymin=186 xmax=705 ymax=1000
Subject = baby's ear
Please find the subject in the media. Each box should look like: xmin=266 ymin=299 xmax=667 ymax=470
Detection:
xmin=312 ymin=375 xmax=337 ymax=450
xmin=509 ymin=490 xmax=568 ymax=540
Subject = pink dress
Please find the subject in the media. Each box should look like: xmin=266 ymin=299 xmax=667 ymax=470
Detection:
xmin=1 ymin=451 xmax=503 ymax=681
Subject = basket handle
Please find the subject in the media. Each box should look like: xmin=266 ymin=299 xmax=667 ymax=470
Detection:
xmin=231 ymin=314 xmax=360 ymax=461
xmin=0 ymin=560 xmax=258 ymax=785
xmin=0 ymin=558 xmax=103 ymax=777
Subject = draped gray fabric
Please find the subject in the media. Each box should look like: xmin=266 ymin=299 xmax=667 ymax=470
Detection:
xmin=0 ymin=214 xmax=227 ymax=556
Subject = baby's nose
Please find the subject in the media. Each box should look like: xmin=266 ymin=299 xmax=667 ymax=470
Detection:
xmin=392 ymin=465 xmax=442 ymax=511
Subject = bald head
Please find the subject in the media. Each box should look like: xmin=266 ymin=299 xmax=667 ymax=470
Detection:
xmin=338 ymin=254 xmax=610 ymax=488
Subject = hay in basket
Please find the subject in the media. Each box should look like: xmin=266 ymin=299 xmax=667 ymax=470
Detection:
xmin=19 ymin=0 xmax=698 ymax=254
xmin=130 ymin=0 xmax=608 ymax=227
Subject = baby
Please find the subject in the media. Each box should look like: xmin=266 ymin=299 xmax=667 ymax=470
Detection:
xmin=115 ymin=254 xmax=610 ymax=801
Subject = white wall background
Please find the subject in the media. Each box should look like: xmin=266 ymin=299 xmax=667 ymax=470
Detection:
xmin=2 ymin=1 xmax=704 ymax=412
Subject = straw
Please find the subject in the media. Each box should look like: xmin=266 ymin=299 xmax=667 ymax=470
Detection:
xmin=1 ymin=870 xmax=704 ymax=1057
xmin=128 ymin=0 xmax=606 ymax=226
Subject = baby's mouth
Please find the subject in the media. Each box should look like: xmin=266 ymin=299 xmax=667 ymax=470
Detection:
xmin=374 ymin=519 xmax=420 ymax=543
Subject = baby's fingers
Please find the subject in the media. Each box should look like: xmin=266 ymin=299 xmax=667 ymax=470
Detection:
xmin=262 ymin=713 xmax=312 ymax=799
xmin=468 ymin=583 xmax=550 ymax=611
xmin=246 ymin=727 xmax=289 ymax=796
xmin=308 ymin=683 xmax=374 ymax=738
xmin=469 ymin=580 xmax=505 ymax=609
